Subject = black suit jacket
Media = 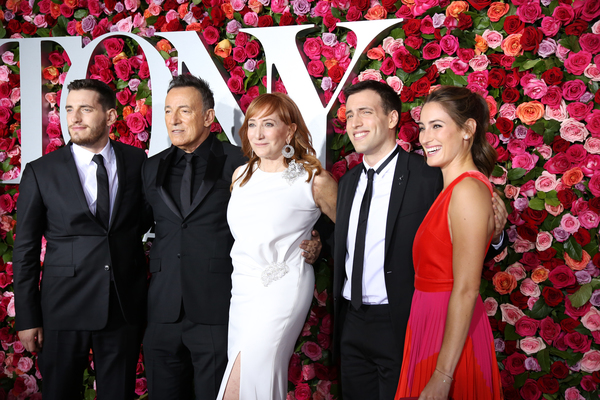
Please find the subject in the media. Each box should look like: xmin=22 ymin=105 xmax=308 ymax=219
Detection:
xmin=333 ymin=150 xmax=443 ymax=356
xmin=13 ymin=141 xmax=149 ymax=332
xmin=142 ymin=138 xmax=245 ymax=325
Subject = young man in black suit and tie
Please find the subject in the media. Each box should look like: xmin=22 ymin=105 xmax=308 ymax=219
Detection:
xmin=13 ymin=79 xmax=149 ymax=400
xmin=333 ymin=80 xmax=507 ymax=399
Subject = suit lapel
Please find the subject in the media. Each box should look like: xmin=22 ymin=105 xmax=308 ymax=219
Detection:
xmin=183 ymin=137 xmax=226 ymax=219
xmin=156 ymin=146 xmax=182 ymax=219
xmin=384 ymin=150 xmax=410 ymax=259
xmin=110 ymin=141 xmax=125 ymax=229
xmin=64 ymin=143 xmax=102 ymax=226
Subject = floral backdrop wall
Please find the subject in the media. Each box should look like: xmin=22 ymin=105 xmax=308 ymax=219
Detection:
xmin=0 ymin=0 xmax=599 ymax=398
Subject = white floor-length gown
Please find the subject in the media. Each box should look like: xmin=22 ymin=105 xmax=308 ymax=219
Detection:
xmin=216 ymin=164 xmax=320 ymax=400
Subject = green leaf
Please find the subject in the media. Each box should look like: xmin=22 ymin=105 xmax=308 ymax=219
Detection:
xmin=564 ymin=236 xmax=583 ymax=261
xmin=74 ymin=8 xmax=89 ymax=19
xmin=390 ymin=27 xmax=405 ymax=39
xmin=52 ymin=24 xmax=67 ymax=37
xmin=538 ymin=191 xmax=546 ymax=199
xmin=507 ymin=168 xmax=526 ymax=181
xmin=537 ymin=348 xmax=550 ymax=372
xmin=529 ymin=298 xmax=553 ymax=319
xmin=520 ymin=58 xmax=541 ymax=72
xmin=331 ymin=6 xmax=341 ymax=19
xmin=568 ymin=282 xmax=592 ymax=308
xmin=529 ymin=197 xmax=545 ymax=211
xmin=159 ymin=50 xmax=171 ymax=60
xmin=0 ymin=243 xmax=7 ymax=256
xmin=559 ymin=36 xmax=582 ymax=53
xmin=116 ymin=80 xmax=129 ymax=90
xmin=36 ymin=28 xmax=51 ymax=37
xmin=503 ymin=323 xmax=521 ymax=340
xmin=492 ymin=165 xmax=504 ymax=177
xmin=545 ymin=197 xmax=560 ymax=207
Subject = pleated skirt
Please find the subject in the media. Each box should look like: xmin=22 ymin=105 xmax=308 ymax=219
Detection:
xmin=395 ymin=290 xmax=503 ymax=400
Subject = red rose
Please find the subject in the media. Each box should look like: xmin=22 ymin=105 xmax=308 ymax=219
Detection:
xmin=488 ymin=68 xmax=506 ymax=89
xmin=541 ymin=68 xmax=563 ymax=85
xmin=222 ymin=57 xmax=236 ymax=71
xmin=424 ymin=65 xmax=438 ymax=82
xmin=410 ymin=77 xmax=430 ymax=97
xmin=245 ymin=40 xmax=260 ymax=58
xmin=504 ymin=388 xmax=520 ymax=400
xmin=0 ymin=83 xmax=10 ymax=99
xmin=398 ymin=122 xmax=419 ymax=142
xmin=495 ymin=117 xmax=513 ymax=136
xmin=552 ymin=137 xmax=570 ymax=153
xmin=114 ymin=59 xmax=132 ymax=81
xmin=510 ymin=290 xmax=528 ymax=309
xmin=488 ymin=53 xmax=503 ymax=66
xmin=502 ymin=87 xmax=520 ymax=103
xmin=288 ymin=354 xmax=302 ymax=385
xmin=164 ymin=0 xmax=178 ymax=10
xmin=457 ymin=13 xmax=472 ymax=30
xmin=557 ymin=188 xmax=577 ymax=209
xmin=258 ymin=15 xmax=273 ymax=27
xmin=380 ymin=57 xmax=396 ymax=76
xmin=350 ymin=0 xmax=369 ymax=11
xmin=202 ymin=26 xmax=220 ymax=45
xmin=520 ymin=379 xmax=542 ymax=400
xmin=466 ymin=0 xmax=490 ymax=11
xmin=520 ymin=26 xmax=543 ymax=54
xmin=560 ymin=317 xmax=581 ymax=333
xmin=331 ymin=159 xmax=347 ymax=182
xmin=596 ymin=89 xmax=600 ymax=104
xmin=550 ymin=361 xmax=569 ymax=379
xmin=103 ymin=37 xmax=125 ymax=58
xmin=540 ymin=316 xmax=561 ymax=345
xmin=314 ymin=362 xmax=330 ymax=380
xmin=400 ymin=53 xmax=419 ymax=73
xmin=6 ymin=20 xmax=21 ymax=34
xmin=504 ymin=15 xmax=525 ymax=34
xmin=542 ymin=287 xmax=564 ymax=307
xmin=294 ymin=383 xmax=311 ymax=400
xmin=503 ymin=352 xmax=527 ymax=375
xmin=0 ymin=194 xmax=14 ymax=214
xmin=210 ymin=7 xmax=225 ymax=26
xmin=279 ymin=12 xmax=295 ymax=26
xmin=565 ymin=331 xmax=591 ymax=353
xmin=328 ymin=65 xmax=345 ymax=83
xmin=400 ymin=86 xmax=415 ymax=103
xmin=521 ymin=208 xmax=547 ymax=225
xmin=323 ymin=12 xmax=340 ymax=30
xmin=21 ymin=21 xmax=37 ymax=36
xmin=516 ymin=223 xmax=538 ymax=242
xmin=574 ymin=228 xmax=591 ymax=246
xmin=403 ymin=19 xmax=421 ymax=36
xmin=381 ymin=0 xmax=397 ymax=12
xmin=346 ymin=6 xmax=363 ymax=21
xmin=227 ymin=76 xmax=245 ymax=94
xmin=589 ymin=197 xmax=600 ymax=214
xmin=565 ymin=19 xmax=588 ymax=36
xmin=537 ymin=375 xmax=559 ymax=394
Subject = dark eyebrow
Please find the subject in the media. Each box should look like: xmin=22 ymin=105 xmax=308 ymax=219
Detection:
xmin=345 ymin=106 xmax=373 ymax=116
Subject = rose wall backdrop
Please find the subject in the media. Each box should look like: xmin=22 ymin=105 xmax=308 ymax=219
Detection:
xmin=0 ymin=0 xmax=599 ymax=398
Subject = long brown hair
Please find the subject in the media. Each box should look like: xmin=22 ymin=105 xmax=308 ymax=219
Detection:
xmin=423 ymin=86 xmax=497 ymax=177
xmin=233 ymin=93 xmax=323 ymax=188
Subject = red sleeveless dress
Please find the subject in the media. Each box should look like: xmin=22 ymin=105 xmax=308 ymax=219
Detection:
xmin=395 ymin=171 xmax=503 ymax=400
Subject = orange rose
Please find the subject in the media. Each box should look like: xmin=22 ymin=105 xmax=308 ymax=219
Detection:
xmin=50 ymin=2 xmax=61 ymax=18
xmin=64 ymin=0 xmax=78 ymax=8
xmin=112 ymin=52 xmax=127 ymax=64
xmin=501 ymin=33 xmax=523 ymax=57
xmin=492 ymin=271 xmax=517 ymax=295
xmin=367 ymin=45 xmax=385 ymax=61
xmin=337 ymin=105 xmax=347 ymax=123
xmin=486 ymin=95 xmax=498 ymax=117
xmin=75 ymin=21 xmax=85 ymax=36
xmin=214 ymin=39 xmax=232 ymax=58
xmin=562 ymin=167 xmax=584 ymax=187
xmin=156 ymin=39 xmax=173 ymax=53
xmin=42 ymin=66 xmax=60 ymax=81
xmin=487 ymin=2 xmax=510 ymax=22
xmin=365 ymin=5 xmax=387 ymax=20
xmin=531 ymin=266 xmax=549 ymax=284
xmin=446 ymin=1 xmax=469 ymax=18
xmin=178 ymin=3 xmax=189 ymax=19
xmin=123 ymin=106 xmax=134 ymax=119
xmin=5 ymin=0 xmax=17 ymax=11
xmin=475 ymin=34 xmax=488 ymax=54
xmin=565 ymin=250 xmax=591 ymax=271
xmin=221 ymin=2 xmax=234 ymax=19
xmin=401 ymin=0 xmax=415 ymax=6
xmin=144 ymin=9 xmax=153 ymax=18
xmin=516 ymin=101 xmax=544 ymax=125
xmin=324 ymin=59 xmax=338 ymax=70
xmin=186 ymin=23 xmax=203 ymax=31
xmin=249 ymin=0 xmax=263 ymax=13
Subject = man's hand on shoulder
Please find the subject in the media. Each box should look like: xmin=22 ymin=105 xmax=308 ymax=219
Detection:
xmin=300 ymin=230 xmax=322 ymax=265
xmin=19 ymin=327 xmax=43 ymax=353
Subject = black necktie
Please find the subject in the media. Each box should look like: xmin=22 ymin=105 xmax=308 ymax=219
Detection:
xmin=180 ymin=153 xmax=194 ymax=214
xmin=92 ymin=154 xmax=110 ymax=230
xmin=351 ymin=147 xmax=400 ymax=309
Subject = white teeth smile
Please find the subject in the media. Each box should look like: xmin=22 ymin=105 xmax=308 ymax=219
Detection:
xmin=426 ymin=146 xmax=441 ymax=155
xmin=354 ymin=132 xmax=367 ymax=139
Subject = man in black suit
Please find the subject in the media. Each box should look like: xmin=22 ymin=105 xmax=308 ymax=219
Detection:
xmin=333 ymin=81 xmax=507 ymax=399
xmin=13 ymin=79 xmax=149 ymax=400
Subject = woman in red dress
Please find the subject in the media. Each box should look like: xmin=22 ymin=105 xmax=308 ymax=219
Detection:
xmin=396 ymin=86 xmax=503 ymax=400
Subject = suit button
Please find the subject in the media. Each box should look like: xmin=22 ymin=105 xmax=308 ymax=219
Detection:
xmin=177 ymin=254 xmax=181 ymax=259
xmin=182 ymin=223 xmax=188 ymax=229
xmin=104 ymin=265 xmax=110 ymax=271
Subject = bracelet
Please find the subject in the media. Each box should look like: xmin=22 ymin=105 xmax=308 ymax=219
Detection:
xmin=435 ymin=368 xmax=453 ymax=384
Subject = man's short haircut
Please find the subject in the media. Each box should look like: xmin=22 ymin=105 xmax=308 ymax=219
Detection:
xmin=343 ymin=80 xmax=402 ymax=117
xmin=67 ymin=79 xmax=116 ymax=111
xmin=167 ymin=74 xmax=215 ymax=112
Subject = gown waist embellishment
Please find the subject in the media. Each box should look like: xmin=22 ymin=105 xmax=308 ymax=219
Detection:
xmin=261 ymin=261 xmax=290 ymax=287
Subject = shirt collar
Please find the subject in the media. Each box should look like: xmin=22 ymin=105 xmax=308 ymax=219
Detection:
xmin=174 ymin=134 xmax=213 ymax=164
xmin=72 ymin=140 xmax=113 ymax=165
xmin=362 ymin=145 xmax=398 ymax=174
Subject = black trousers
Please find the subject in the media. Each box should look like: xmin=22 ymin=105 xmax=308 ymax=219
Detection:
xmin=143 ymin=313 xmax=228 ymax=400
xmin=38 ymin=285 xmax=142 ymax=400
xmin=340 ymin=302 xmax=403 ymax=400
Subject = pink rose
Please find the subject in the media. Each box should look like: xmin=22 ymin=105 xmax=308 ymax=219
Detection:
xmin=565 ymin=51 xmax=593 ymax=75
xmin=517 ymin=3 xmax=542 ymax=23
xmin=585 ymin=137 xmax=600 ymax=154
xmin=581 ymin=350 xmax=600 ymax=372
xmin=515 ymin=316 xmax=540 ymax=336
xmin=301 ymin=364 xmax=315 ymax=380
xmin=536 ymin=144 xmax=553 ymax=160
xmin=499 ymin=103 xmax=517 ymax=120
xmin=545 ymin=101 xmax=568 ymax=122
xmin=540 ymin=16 xmax=561 ymax=37
xmin=482 ymin=29 xmax=503 ymax=49
xmin=506 ymin=263 xmax=527 ymax=280
xmin=433 ymin=56 xmax=456 ymax=73
xmin=579 ymin=210 xmax=599 ymax=229
xmin=565 ymin=388 xmax=584 ymax=400
xmin=512 ymin=153 xmax=538 ymax=171
xmin=386 ymin=76 xmax=403 ymax=94
xmin=562 ymin=80 xmax=587 ymax=101
xmin=523 ymin=78 xmax=547 ymax=100
xmin=227 ymin=76 xmax=245 ymax=94
xmin=582 ymin=307 xmax=600 ymax=332
xmin=422 ymin=42 xmax=441 ymax=60
xmin=585 ymin=63 xmax=600 ymax=81
xmin=548 ymin=265 xmax=576 ymax=289
xmin=358 ymin=69 xmax=382 ymax=82
xmin=560 ymin=118 xmax=589 ymax=143
xmin=500 ymin=303 xmax=525 ymax=325
xmin=580 ymin=33 xmax=600 ymax=54
xmin=483 ymin=297 xmax=498 ymax=316
xmin=16 ymin=357 xmax=33 ymax=373
xmin=536 ymin=231 xmax=553 ymax=251
xmin=520 ymin=278 xmax=540 ymax=298
xmin=440 ymin=35 xmax=459 ymax=55
xmin=114 ymin=59 xmax=132 ymax=81
xmin=567 ymin=102 xmax=594 ymax=121
xmin=535 ymin=171 xmax=558 ymax=192
xmin=303 ymin=38 xmax=323 ymax=60
xmin=541 ymin=85 xmax=562 ymax=108
xmin=243 ymin=12 xmax=258 ymax=27
xmin=301 ymin=341 xmax=322 ymax=361
xmin=126 ymin=112 xmax=147 ymax=134
xmin=519 ymin=336 xmax=546 ymax=354
xmin=469 ymin=55 xmax=489 ymax=71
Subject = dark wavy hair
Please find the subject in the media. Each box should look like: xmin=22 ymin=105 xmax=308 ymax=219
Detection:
xmin=167 ymin=74 xmax=215 ymax=112
xmin=67 ymin=79 xmax=116 ymax=111
xmin=234 ymin=93 xmax=322 ymax=188
xmin=422 ymin=86 xmax=497 ymax=177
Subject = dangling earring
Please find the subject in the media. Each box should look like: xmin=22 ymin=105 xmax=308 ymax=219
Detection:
xmin=282 ymin=142 xmax=294 ymax=159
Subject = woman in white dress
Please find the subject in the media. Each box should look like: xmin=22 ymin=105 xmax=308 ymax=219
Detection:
xmin=217 ymin=93 xmax=337 ymax=400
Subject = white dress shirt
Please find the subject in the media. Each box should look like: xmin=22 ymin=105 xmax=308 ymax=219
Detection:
xmin=343 ymin=146 xmax=399 ymax=305
xmin=71 ymin=141 xmax=119 ymax=222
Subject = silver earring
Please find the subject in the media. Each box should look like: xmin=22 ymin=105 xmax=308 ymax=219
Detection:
xmin=282 ymin=144 xmax=294 ymax=159
xmin=464 ymin=135 xmax=469 ymax=140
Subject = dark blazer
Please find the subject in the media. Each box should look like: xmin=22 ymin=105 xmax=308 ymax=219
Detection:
xmin=13 ymin=141 xmax=149 ymax=332
xmin=333 ymin=150 xmax=443 ymax=356
xmin=142 ymin=138 xmax=245 ymax=325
